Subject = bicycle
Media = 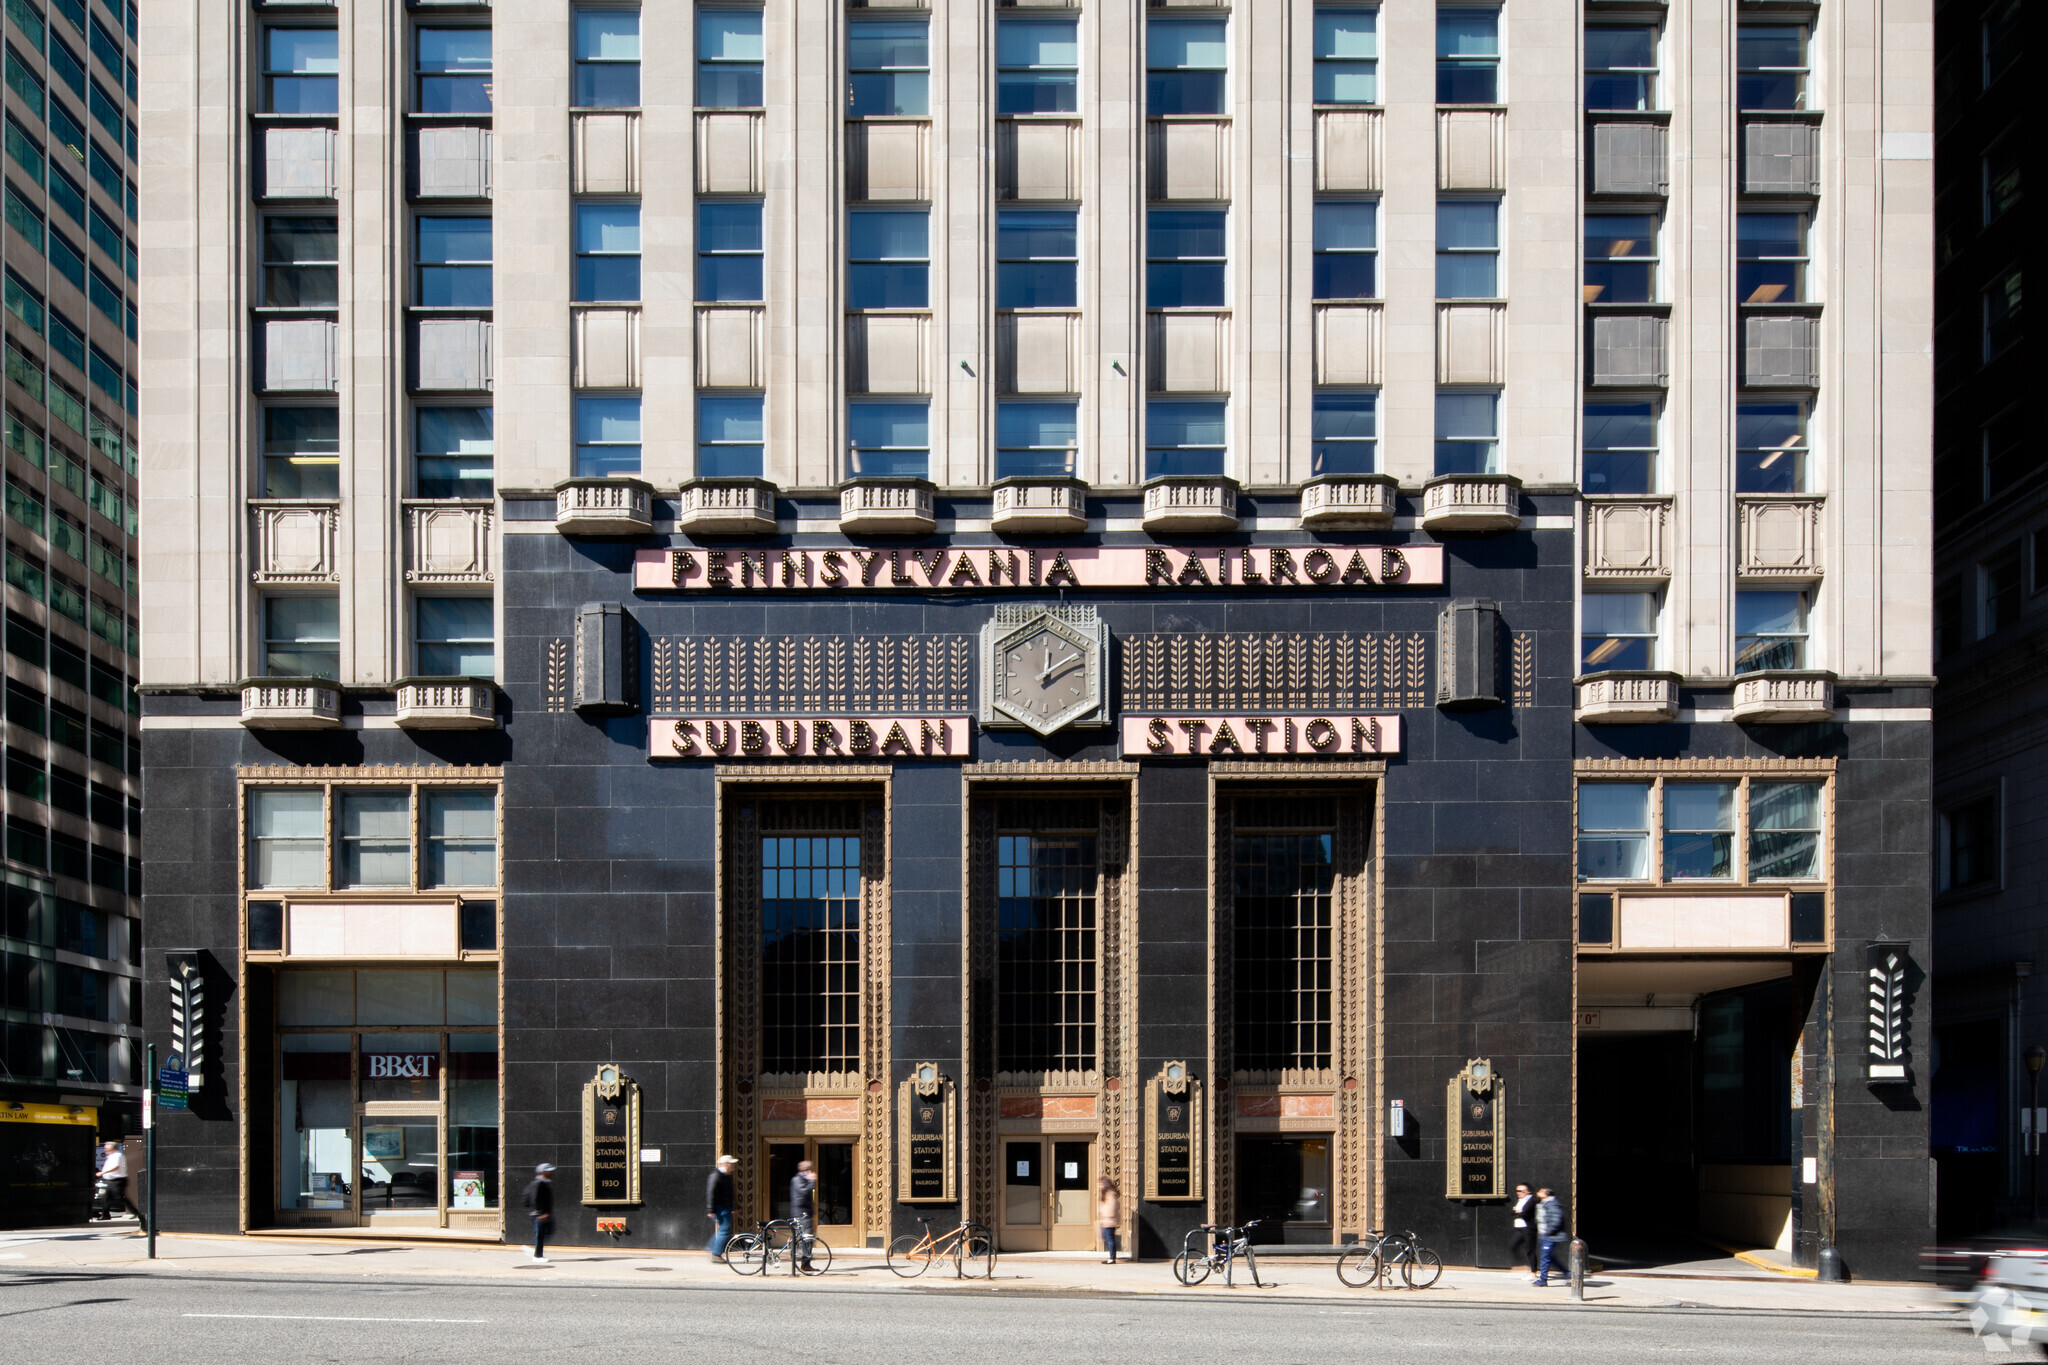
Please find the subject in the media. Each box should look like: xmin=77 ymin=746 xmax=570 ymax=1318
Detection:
xmin=723 ymin=1218 xmax=834 ymax=1277
xmin=886 ymin=1215 xmax=996 ymax=1279
xmin=1335 ymin=1228 xmax=1442 ymax=1289
xmin=1173 ymin=1219 xmax=1265 ymax=1287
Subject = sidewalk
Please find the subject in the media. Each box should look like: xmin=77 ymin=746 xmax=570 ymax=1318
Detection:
xmin=0 ymin=1225 xmax=1950 ymax=1316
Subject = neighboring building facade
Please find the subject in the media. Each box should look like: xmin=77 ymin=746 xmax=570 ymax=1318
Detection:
xmin=1926 ymin=0 xmax=2029 ymax=1237
xmin=141 ymin=1 xmax=1935 ymax=1276
xmin=0 ymin=0 xmax=145 ymax=1143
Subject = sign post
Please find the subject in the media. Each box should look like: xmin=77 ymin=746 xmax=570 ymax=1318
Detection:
xmin=145 ymin=1041 xmax=156 ymax=1259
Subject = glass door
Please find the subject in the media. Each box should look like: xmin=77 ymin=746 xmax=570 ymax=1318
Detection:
xmin=1000 ymin=1140 xmax=1046 ymax=1252
xmin=1048 ymin=1139 xmax=1093 ymax=1250
xmin=998 ymin=1138 xmax=1096 ymax=1252
xmin=359 ymin=1032 xmax=443 ymax=1227
xmin=763 ymin=1138 xmax=859 ymax=1242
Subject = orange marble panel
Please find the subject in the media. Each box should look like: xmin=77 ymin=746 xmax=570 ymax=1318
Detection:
xmin=1236 ymin=1094 xmax=1281 ymax=1117
xmin=1281 ymin=1094 xmax=1336 ymax=1117
xmin=999 ymin=1095 xmax=1099 ymax=1120
xmin=806 ymin=1097 xmax=860 ymax=1120
xmin=761 ymin=1097 xmax=806 ymax=1121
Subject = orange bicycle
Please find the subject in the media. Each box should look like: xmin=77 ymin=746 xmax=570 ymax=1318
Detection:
xmin=886 ymin=1215 xmax=996 ymax=1279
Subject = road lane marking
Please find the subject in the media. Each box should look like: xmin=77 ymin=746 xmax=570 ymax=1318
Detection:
xmin=183 ymin=1314 xmax=487 ymax=1324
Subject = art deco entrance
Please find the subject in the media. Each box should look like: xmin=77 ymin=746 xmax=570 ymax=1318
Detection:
xmin=764 ymin=1138 xmax=859 ymax=1243
xmin=999 ymin=1137 xmax=1096 ymax=1251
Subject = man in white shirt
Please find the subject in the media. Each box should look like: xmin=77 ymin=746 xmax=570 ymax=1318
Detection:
xmin=99 ymin=1141 xmax=142 ymax=1227
xmin=1508 ymin=1183 xmax=1537 ymax=1274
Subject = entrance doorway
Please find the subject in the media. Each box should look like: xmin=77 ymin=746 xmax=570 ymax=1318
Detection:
xmin=359 ymin=1107 xmax=440 ymax=1227
xmin=998 ymin=1137 xmax=1095 ymax=1251
xmin=1234 ymin=1136 xmax=1332 ymax=1244
xmin=763 ymin=1139 xmax=858 ymax=1242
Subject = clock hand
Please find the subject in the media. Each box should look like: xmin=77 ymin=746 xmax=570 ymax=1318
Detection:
xmin=1038 ymin=651 xmax=1082 ymax=684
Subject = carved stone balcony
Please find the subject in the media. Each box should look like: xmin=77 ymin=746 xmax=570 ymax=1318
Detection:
xmin=554 ymin=478 xmax=653 ymax=536
xmin=1584 ymin=496 xmax=1672 ymax=582
xmin=676 ymin=478 xmax=778 ymax=536
xmin=404 ymin=500 xmax=494 ymax=584
xmin=1299 ymin=474 xmax=1397 ymax=530
xmin=1141 ymin=475 xmax=1240 ymax=535
xmin=1731 ymin=670 xmax=1835 ymax=724
xmin=991 ymin=477 xmax=1087 ymax=535
xmin=1421 ymin=474 xmax=1522 ymax=533
xmin=240 ymin=680 xmax=342 ymax=730
xmin=394 ymin=679 xmax=499 ymax=730
xmin=1736 ymin=495 xmax=1824 ymax=581
xmin=1576 ymin=671 xmax=1679 ymax=724
xmin=250 ymin=500 xmax=340 ymax=584
xmin=839 ymin=478 xmax=937 ymax=536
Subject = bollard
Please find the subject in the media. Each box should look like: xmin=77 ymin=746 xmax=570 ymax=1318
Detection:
xmin=1568 ymin=1238 xmax=1588 ymax=1301
xmin=1817 ymin=1243 xmax=1846 ymax=1282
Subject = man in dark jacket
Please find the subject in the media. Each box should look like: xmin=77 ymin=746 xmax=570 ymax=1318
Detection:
xmin=706 ymin=1154 xmax=737 ymax=1258
xmin=790 ymin=1159 xmax=819 ymax=1270
xmin=521 ymin=1163 xmax=556 ymax=1264
xmin=1533 ymin=1186 xmax=1565 ymax=1285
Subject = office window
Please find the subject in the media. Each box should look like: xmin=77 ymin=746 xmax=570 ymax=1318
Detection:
xmin=996 ymin=400 xmax=1077 ymax=479
xmin=1734 ymin=590 xmax=1806 ymax=672
xmin=415 ymin=596 xmax=493 ymax=677
xmin=263 ymin=28 xmax=337 ymax=115
xmin=848 ymin=400 xmax=928 ymax=478
xmin=1310 ymin=393 xmax=1376 ymax=475
xmin=1935 ymin=577 xmax=1964 ymax=660
xmin=1736 ymin=26 xmax=1806 ymax=110
xmin=1145 ymin=400 xmax=1225 ymax=479
xmin=697 ymin=200 xmax=762 ymax=302
xmin=1983 ymin=137 xmax=2019 ymax=226
xmin=1147 ymin=17 xmax=1227 ymax=116
xmin=997 ymin=209 xmax=1077 ymax=309
xmin=1980 ymin=544 xmax=2022 ymax=638
xmin=1146 ymin=208 xmax=1226 ymax=308
xmin=1313 ymin=8 xmax=1377 ymax=105
xmin=425 ymin=791 xmax=497 ymax=888
xmin=1737 ymin=214 xmax=1806 ymax=304
xmin=1582 ymin=592 xmax=1657 ymax=672
xmin=573 ymin=394 xmax=641 ymax=476
xmin=263 ymin=406 xmax=339 ymax=498
xmin=573 ymin=202 xmax=640 ymax=302
xmin=415 ymin=407 xmax=493 ymax=499
xmin=416 ymin=217 xmax=492 ymax=307
xmin=997 ymin=17 xmax=1078 ymax=115
xmin=1436 ymin=200 xmax=1498 ymax=298
xmin=697 ymin=8 xmax=762 ymax=109
xmin=1586 ymin=25 xmax=1655 ymax=111
xmin=261 ymin=216 xmax=338 ymax=308
xmin=1583 ymin=401 xmax=1655 ymax=495
xmin=5 ymin=116 xmax=41 ymax=187
xmin=1232 ymin=800 xmax=1334 ymax=1073
xmin=249 ymin=790 xmax=324 ymax=889
xmin=1984 ymin=407 xmax=2024 ymax=501
xmin=1983 ymin=266 xmax=2020 ymax=362
xmin=697 ymin=394 xmax=763 ymax=477
xmin=338 ymin=792 xmax=410 ymax=888
xmin=848 ymin=209 xmax=929 ymax=309
xmin=572 ymin=9 xmax=639 ymax=109
xmin=1436 ymin=9 xmax=1498 ymax=104
xmin=1751 ymin=783 xmax=1823 ymax=880
xmin=263 ymin=594 xmax=338 ymax=678
xmin=1735 ymin=401 xmax=1807 ymax=494
xmin=1577 ymin=783 xmax=1649 ymax=880
xmin=846 ymin=18 xmax=928 ymax=118
xmin=417 ymin=28 xmax=492 ymax=114
xmin=1664 ymin=783 xmax=1735 ymax=880
xmin=1312 ymin=201 xmax=1376 ymax=300
xmin=1584 ymin=213 xmax=1655 ymax=304
xmin=1943 ymin=796 xmax=1998 ymax=891
xmin=1433 ymin=391 xmax=1498 ymax=475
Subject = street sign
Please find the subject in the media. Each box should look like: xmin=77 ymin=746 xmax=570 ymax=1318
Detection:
xmin=158 ymin=1067 xmax=190 ymax=1111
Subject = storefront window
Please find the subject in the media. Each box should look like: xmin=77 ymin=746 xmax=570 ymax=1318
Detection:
xmin=281 ymin=1034 xmax=351 ymax=1209
xmin=279 ymin=968 xmax=353 ymax=1025
xmin=358 ymin=968 xmax=446 ymax=1028
xmin=449 ymin=1034 xmax=499 ymax=1211
xmin=361 ymin=1032 xmax=440 ymax=1102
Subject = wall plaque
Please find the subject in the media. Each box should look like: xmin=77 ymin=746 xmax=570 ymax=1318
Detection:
xmin=1144 ymin=1062 xmax=1205 ymax=1202
xmin=634 ymin=544 xmax=1445 ymax=594
xmin=896 ymin=1063 xmax=957 ymax=1202
xmin=582 ymin=1063 xmax=642 ymax=1206
xmin=649 ymin=715 xmax=971 ymax=761
xmin=1124 ymin=714 xmax=1402 ymax=758
xmin=1444 ymin=1058 xmax=1504 ymax=1200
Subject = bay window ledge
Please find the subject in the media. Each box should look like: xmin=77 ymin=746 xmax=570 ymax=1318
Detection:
xmin=555 ymin=477 xmax=654 ymax=536
xmin=991 ymin=476 xmax=1088 ymax=535
xmin=1421 ymin=473 xmax=1521 ymax=533
xmin=394 ymin=679 xmax=499 ymax=730
xmin=1576 ymin=671 xmax=1679 ymax=724
xmin=1141 ymin=475 xmax=1241 ymax=535
xmin=676 ymin=477 xmax=779 ymax=536
xmin=1299 ymin=473 xmax=1397 ymax=530
xmin=240 ymin=679 xmax=343 ymax=730
xmin=839 ymin=478 xmax=937 ymax=536
xmin=1730 ymin=670 xmax=1835 ymax=724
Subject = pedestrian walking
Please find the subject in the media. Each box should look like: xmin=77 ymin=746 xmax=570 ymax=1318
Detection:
xmin=790 ymin=1159 xmax=819 ymax=1271
xmin=1532 ymin=1185 xmax=1565 ymax=1286
xmin=99 ymin=1141 xmax=142 ymax=1227
xmin=521 ymin=1163 xmax=556 ymax=1264
xmin=1508 ymin=1183 xmax=1538 ymax=1274
xmin=1097 ymin=1177 xmax=1122 ymax=1264
xmin=706 ymin=1153 xmax=737 ymax=1258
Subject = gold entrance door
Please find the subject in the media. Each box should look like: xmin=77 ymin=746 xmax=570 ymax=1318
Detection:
xmin=763 ymin=1138 xmax=860 ymax=1244
xmin=998 ymin=1137 xmax=1095 ymax=1252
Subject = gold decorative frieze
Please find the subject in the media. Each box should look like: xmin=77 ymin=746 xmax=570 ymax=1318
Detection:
xmin=1119 ymin=633 xmax=1430 ymax=713
xmin=649 ymin=635 xmax=972 ymax=715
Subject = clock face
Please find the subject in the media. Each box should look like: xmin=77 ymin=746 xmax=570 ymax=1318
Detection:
xmin=999 ymin=627 xmax=1092 ymax=731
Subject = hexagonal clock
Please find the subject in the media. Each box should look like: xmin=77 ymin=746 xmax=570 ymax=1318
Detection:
xmin=979 ymin=605 xmax=1110 ymax=735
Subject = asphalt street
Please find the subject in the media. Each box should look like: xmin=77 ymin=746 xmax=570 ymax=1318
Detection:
xmin=0 ymin=1267 xmax=1988 ymax=1364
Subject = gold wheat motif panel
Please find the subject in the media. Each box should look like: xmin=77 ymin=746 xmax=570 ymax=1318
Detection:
xmin=650 ymin=635 xmax=973 ymax=713
xmin=1120 ymin=633 xmax=1430 ymax=712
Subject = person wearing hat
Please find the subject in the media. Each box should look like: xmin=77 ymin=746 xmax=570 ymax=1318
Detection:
xmin=706 ymin=1154 xmax=738 ymax=1259
xmin=520 ymin=1163 xmax=556 ymax=1264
